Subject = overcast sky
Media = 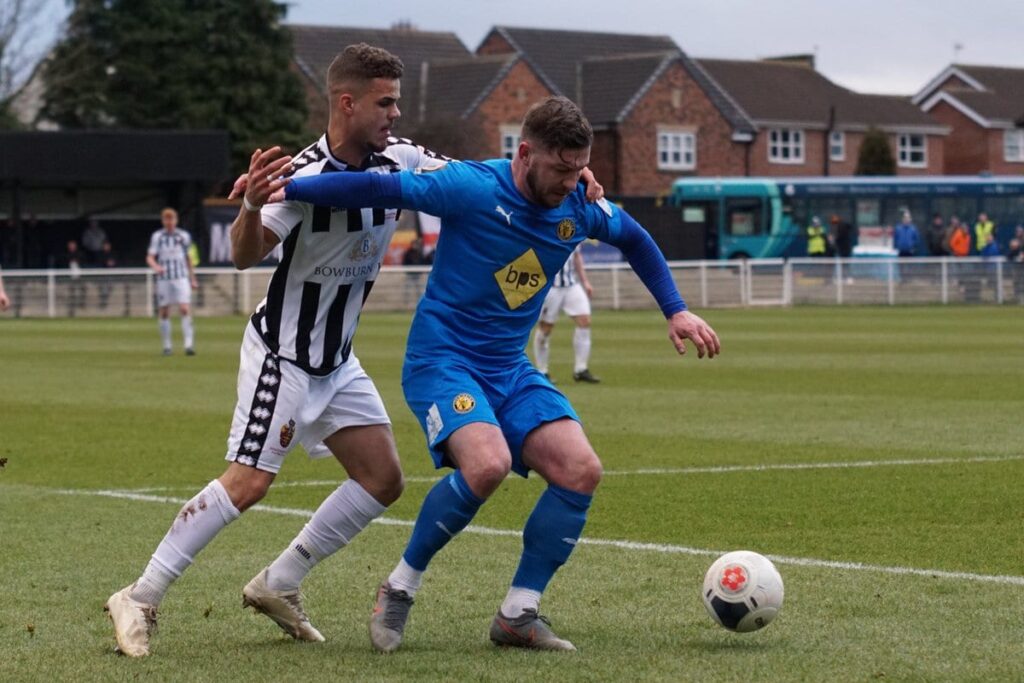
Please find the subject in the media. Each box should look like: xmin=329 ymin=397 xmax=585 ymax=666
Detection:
xmin=283 ymin=0 xmax=1024 ymax=95
xmin=35 ymin=0 xmax=1024 ymax=95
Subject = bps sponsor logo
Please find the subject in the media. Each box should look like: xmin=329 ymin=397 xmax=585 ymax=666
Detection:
xmin=452 ymin=393 xmax=476 ymax=414
xmin=494 ymin=248 xmax=547 ymax=310
xmin=279 ymin=419 xmax=296 ymax=448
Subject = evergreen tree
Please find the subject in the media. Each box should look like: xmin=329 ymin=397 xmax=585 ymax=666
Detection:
xmin=42 ymin=0 xmax=309 ymax=172
xmin=855 ymin=126 xmax=896 ymax=175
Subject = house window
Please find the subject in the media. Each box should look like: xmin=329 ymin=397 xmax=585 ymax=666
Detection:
xmin=1004 ymin=130 xmax=1024 ymax=162
xmin=657 ymin=129 xmax=696 ymax=171
xmin=500 ymin=125 xmax=521 ymax=160
xmin=829 ymin=131 xmax=845 ymax=161
xmin=897 ymin=133 xmax=927 ymax=168
xmin=768 ymin=129 xmax=804 ymax=164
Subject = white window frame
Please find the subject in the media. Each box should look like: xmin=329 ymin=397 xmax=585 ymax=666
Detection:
xmin=500 ymin=125 xmax=521 ymax=160
xmin=656 ymin=128 xmax=696 ymax=171
xmin=829 ymin=131 xmax=845 ymax=161
xmin=897 ymin=133 xmax=927 ymax=168
xmin=1004 ymin=129 xmax=1024 ymax=162
xmin=767 ymin=128 xmax=805 ymax=164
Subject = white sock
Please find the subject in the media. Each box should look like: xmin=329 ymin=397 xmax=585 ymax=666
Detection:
xmin=129 ymin=480 xmax=240 ymax=605
xmin=501 ymin=587 xmax=542 ymax=618
xmin=159 ymin=318 xmax=172 ymax=350
xmin=388 ymin=558 xmax=424 ymax=597
xmin=533 ymin=329 xmax=550 ymax=373
xmin=573 ymin=327 xmax=591 ymax=373
xmin=265 ymin=479 xmax=386 ymax=591
xmin=181 ymin=315 xmax=194 ymax=349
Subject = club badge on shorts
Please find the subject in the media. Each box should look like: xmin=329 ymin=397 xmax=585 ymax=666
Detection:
xmin=279 ymin=418 xmax=296 ymax=447
xmin=452 ymin=393 xmax=476 ymax=414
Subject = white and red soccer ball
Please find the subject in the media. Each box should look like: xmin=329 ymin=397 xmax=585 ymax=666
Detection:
xmin=702 ymin=551 xmax=784 ymax=632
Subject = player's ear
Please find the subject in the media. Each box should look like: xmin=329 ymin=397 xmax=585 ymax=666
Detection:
xmin=337 ymin=92 xmax=356 ymax=115
xmin=517 ymin=139 xmax=531 ymax=163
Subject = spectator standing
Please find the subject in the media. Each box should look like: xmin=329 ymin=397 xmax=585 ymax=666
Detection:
xmin=893 ymin=212 xmax=920 ymax=257
xmin=1007 ymin=225 xmax=1024 ymax=303
xmin=806 ymin=216 xmax=827 ymax=257
xmin=81 ymin=218 xmax=108 ymax=265
xmin=63 ymin=239 xmax=86 ymax=314
xmin=97 ymin=240 xmax=118 ymax=309
xmin=974 ymin=212 xmax=994 ymax=254
xmin=927 ymin=213 xmax=947 ymax=255
xmin=947 ymin=217 xmax=971 ymax=258
xmin=829 ymin=214 xmax=853 ymax=258
xmin=402 ymin=236 xmax=430 ymax=306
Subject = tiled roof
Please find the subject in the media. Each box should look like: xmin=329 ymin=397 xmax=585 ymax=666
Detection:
xmin=423 ymin=54 xmax=520 ymax=119
xmin=698 ymin=58 xmax=942 ymax=130
xmin=489 ymin=26 xmax=678 ymax=97
xmin=580 ymin=52 xmax=674 ymax=123
xmin=949 ymin=64 xmax=1024 ymax=123
xmin=287 ymin=24 xmax=470 ymax=132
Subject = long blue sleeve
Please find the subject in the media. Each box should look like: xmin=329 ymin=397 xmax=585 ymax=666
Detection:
xmin=608 ymin=210 xmax=687 ymax=318
xmin=284 ymin=171 xmax=405 ymax=208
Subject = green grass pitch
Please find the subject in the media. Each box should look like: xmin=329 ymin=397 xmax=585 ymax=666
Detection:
xmin=2 ymin=307 xmax=1022 ymax=681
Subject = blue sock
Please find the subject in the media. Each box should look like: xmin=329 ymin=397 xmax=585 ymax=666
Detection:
xmin=511 ymin=484 xmax=592 ymax=592
xmin=402 ymin=470 xmax=485 ymax=571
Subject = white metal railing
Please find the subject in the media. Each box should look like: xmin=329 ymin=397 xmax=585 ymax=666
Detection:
xmin=0 ymin=258 xmax=1020 ymax=318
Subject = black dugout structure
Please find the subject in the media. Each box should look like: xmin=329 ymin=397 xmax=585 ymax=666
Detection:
xmin=0 ymin=130 xmax=230 ymax=268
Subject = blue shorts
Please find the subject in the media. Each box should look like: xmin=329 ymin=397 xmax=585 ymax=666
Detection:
xmin=402 ymin=355 xmax=579 ymax=477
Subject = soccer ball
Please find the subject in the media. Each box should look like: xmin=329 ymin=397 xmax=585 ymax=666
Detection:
xmin=702 ymin=551 xmax=784 ymax=632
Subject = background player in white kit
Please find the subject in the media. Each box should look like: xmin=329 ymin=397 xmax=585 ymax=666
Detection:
xmin=146 ymin=208 xmax=198 ymax=355
xmin=533 ymin=244 xmax=600 ymax=383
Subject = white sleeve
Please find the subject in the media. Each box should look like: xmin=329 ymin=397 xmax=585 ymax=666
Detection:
xmin=146 ymin=231 xmax=159 ymax=256
xmin=260 ymin=201 xmax=306 ymax=242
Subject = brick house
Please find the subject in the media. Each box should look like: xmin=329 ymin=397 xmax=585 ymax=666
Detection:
xmin=696 ymin=57 xmax=948 ymax=177
xmin=913 ymin=64 xmax=1024 ymax=174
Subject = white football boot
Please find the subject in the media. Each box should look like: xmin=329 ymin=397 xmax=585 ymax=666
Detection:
xmin=242 ymin=568 xmax=324 ymax=642
xmin=105 ymin=585 xmax=158 ymax=657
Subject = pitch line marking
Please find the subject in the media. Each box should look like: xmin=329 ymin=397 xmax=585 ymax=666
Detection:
xmin=51 ymin=487 xmax=1024 ymax=588
xmin=118 ymin=454 xmax=1024 ymax=493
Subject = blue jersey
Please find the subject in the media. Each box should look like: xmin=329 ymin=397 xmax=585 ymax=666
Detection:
xmin=400 ymin=160 xmax=621 ymax=366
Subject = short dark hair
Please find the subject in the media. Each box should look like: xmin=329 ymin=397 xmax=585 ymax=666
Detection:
xmin=521 ymin=96 xmax=593 ymax=151
xmin=327 ymin=43 xmax=404 ymax=95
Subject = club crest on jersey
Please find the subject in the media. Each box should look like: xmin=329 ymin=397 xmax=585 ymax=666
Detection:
xmin=557 ymin=219 xmax=576 ymax=241
xmin=279 ymin=419 xmax=296 ymax=448
xmin=494 ymin=249 xmax=548 ymax=310
xmin=348 ymin=235 xmax=381 ymax=262
xmin=452 ymin=393 xmax=476 ymax=414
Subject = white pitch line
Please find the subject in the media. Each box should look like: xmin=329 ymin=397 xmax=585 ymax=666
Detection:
xmin=51 ymin=487 xmax=1024 ymax=588
xmin=119 ymin=454 xmax=1024 ymax=494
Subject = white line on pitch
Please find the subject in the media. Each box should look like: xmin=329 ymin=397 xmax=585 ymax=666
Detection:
xmin=119 ymin=453 xmax=1024 ymax=493
xmin=51 ymin=487 xmax=1024 ymax=588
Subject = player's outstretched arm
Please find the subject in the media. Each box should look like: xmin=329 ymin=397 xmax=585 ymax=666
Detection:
xmin=608 ymin=209 xmax=719 ymax=359
xmin=269 ymin=170 xmax=406 ymax=209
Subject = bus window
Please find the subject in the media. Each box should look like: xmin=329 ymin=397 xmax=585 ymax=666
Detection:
xmin=725 ymin=198 xmax=763 ymax=236
xmin=932 ymin=197 xmax=977 ymax=226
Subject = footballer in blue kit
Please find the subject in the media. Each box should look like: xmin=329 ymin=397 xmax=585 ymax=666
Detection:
xmin=272 ymin=96 xmax=720 ymax=652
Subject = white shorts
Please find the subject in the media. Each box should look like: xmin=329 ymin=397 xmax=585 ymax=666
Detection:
xmin=156 ymin=278 xmax=191 ymax=307
xmin=224 ymin=323 xmax=390 ymax=474
xmin=539 ymin=283 xmax=591 ymax=324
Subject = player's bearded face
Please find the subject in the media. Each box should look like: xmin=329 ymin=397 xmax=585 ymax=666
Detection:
xmin=353 ymin=78 xmax=401 ymax=153
xmin=524 ymin=145 xmax=590 ymax=208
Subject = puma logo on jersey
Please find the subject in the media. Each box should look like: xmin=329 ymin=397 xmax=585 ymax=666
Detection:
xmin=495 ymin=205 xmax=514 ymax=226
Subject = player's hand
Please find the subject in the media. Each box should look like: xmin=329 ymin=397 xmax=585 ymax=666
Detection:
xmin=228 ymin=172 xmax=248 ymax=200
xmin=190 ymin=276 xmax=199 ymax=290
xmin=267 ymin=184 xmax=290 ymax=204
xmin=583 ymin=281 xmax=594 ymax=298
xmin=154 ymin=265 xmax=166 ymax=276
xmin=242 ymin=147 xmax=293 ymax=208
xmin=0 ymin=291 xmax=10 ymax=311
xmin=667 ymin=310 xmax=720 ymax=359
xmin=581 ymin=167 xmax=604 ymax=202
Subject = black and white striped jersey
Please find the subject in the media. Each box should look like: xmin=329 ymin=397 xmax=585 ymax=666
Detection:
xmin=553 ymin=245 xmax=580 ymax=288
xmin=252 ymin=134 xmax=447 ymax=376
xmin=147 ymin=228 xmax=193 ymax=281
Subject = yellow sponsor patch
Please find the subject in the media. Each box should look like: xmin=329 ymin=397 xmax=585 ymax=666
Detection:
xmin=494 ymin=249 xmax=547 ymax=310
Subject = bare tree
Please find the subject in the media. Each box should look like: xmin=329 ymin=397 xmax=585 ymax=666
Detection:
xmin=0 ymin=0 xmax=45 ymax=102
